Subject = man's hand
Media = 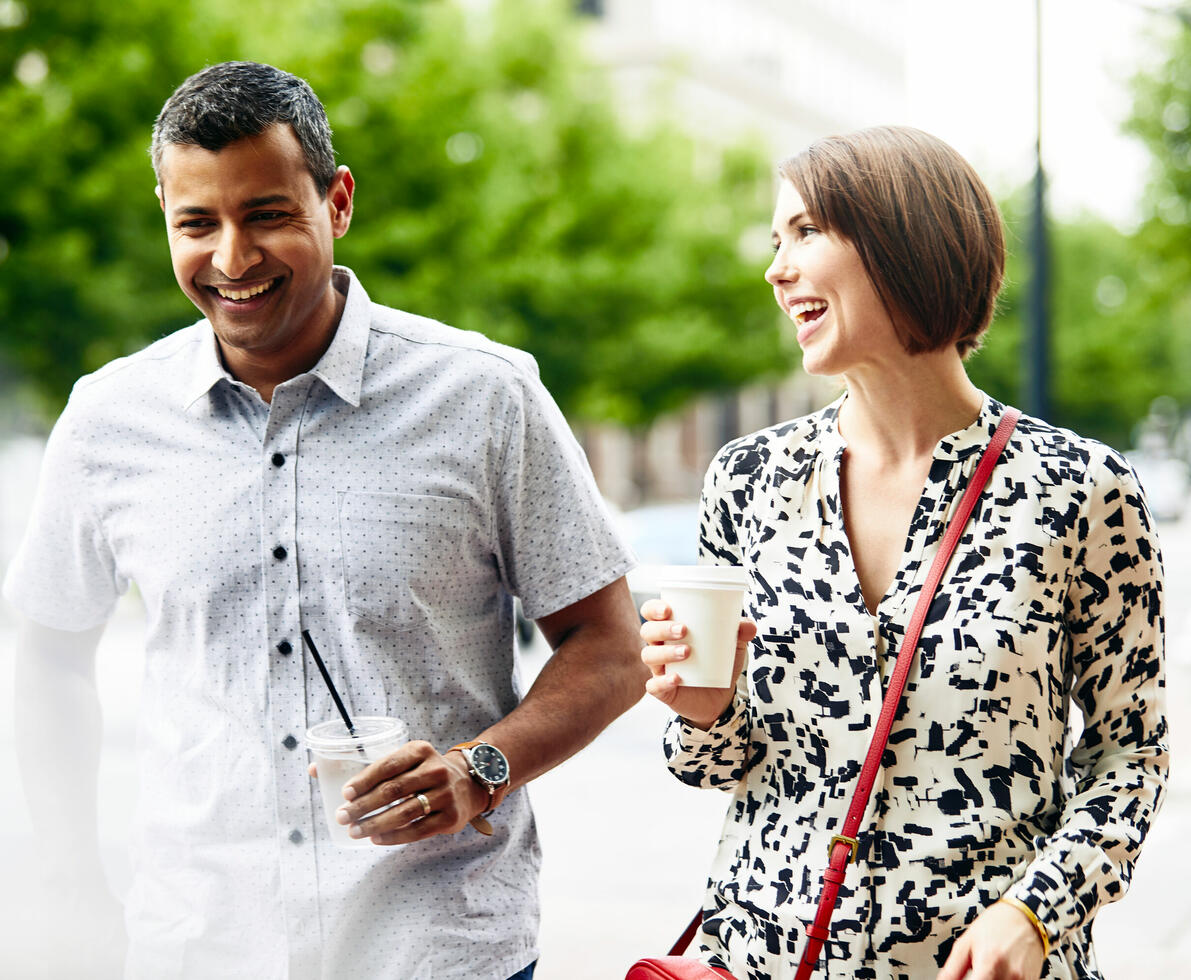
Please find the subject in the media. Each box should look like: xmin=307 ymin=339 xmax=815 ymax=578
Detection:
xmin=936 ymin=900 xmax=1046 ymax=980
xmin=316 ymin=742 xmax=489 ymax=845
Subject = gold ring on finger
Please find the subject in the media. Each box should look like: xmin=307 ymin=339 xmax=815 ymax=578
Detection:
xmin=415 ymin=793 xmax=431 ymax=816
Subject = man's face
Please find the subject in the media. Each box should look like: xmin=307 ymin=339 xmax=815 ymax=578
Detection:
xmin=157 ymin=124 xmax=353 ymax=366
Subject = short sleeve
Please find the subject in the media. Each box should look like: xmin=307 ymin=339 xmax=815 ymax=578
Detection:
xmin=2 ymin=404 xmax=126 ymax=630
xmin=492 ymin=366 xmax=634 ymax=621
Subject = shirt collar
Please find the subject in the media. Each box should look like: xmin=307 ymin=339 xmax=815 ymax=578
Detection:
xmin=181 ymin=266 xmax=370 ymax=411
xmin=308 ymin=266 xmax=370 ymax=408
xmin=182 ymin=322 xmax=231 ymax=411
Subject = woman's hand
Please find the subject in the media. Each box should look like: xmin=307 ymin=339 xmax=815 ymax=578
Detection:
xmin=936 ymin=899 xmax=1046 ymax=980
xmin=639 ymin=598 xmax=756 ymax=729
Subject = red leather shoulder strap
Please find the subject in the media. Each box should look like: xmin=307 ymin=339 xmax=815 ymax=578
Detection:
xmin=793 ymin=408 xmax=1020 ymax=979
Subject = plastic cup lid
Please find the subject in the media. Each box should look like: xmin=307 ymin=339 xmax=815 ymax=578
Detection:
xmin=304 ymin=715 xmax=407 ymax=751
xmin=654 ymin=564 xmax=749 ymax=590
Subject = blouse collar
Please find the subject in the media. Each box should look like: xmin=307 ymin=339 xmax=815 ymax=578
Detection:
xmin=815 ymin=389 xmax=1005 ymax=460
xmin=774 ymin=389 xmax=1008 ymax=503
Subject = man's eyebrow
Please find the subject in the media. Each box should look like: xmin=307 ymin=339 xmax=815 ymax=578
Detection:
xmin=242 ymin=194 xmax=294 ymax=209
xmin=169 ymin=195 xmax=295 ymax=218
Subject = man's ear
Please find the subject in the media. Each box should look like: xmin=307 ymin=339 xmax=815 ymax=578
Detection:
xmin=155 ymin=184 xmax=165 ymax=212
xmin=328 ymin=166 xmax=354 ymax=239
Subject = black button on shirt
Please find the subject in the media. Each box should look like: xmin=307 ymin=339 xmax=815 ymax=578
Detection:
xmin=277 ymin=639 xmax=293 ymax=656
xmin=289 ymin=829 xmax=303 ymax=845
xmin=282 ymin=734 xmax=298 ymax=750
xmin=273 ymin=546 xmax=287 ymax=560
xmin=272 ymin=453 xmax=285 ymax=467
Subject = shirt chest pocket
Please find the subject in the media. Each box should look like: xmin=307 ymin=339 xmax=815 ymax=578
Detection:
xmin=338 ymin=491 xmax=476 ymax=631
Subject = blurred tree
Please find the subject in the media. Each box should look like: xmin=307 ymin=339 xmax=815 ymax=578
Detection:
xmin=1117 ymin=15 xmax=1191 ymax=440
xmin=0 ymin=0 xmax=208 ymax=418
xmin=967 ymin=188 xmax=1184 ymax=450
xmin=0 ymin=0 xmax=788 ymax=427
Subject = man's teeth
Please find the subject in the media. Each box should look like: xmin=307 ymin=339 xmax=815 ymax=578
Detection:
xmin=789 ymin=300 xmax=827 ymax=322
xmin=217 ymin=279 xmax=276 ymax=301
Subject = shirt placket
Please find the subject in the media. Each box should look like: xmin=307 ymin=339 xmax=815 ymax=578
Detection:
xmin=262 ymin=379 xmax=323 ymax=979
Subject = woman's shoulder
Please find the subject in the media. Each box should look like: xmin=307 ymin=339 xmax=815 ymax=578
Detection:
xmin=709 ymin=402 xmax=841 ymax=481
xmin=1007 ymin=409 xmax=1136 ymax=486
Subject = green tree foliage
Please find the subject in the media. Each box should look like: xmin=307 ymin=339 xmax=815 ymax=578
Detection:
xmin=1127 ymin=18 xmax=1191 ymax=291
xmin=967 ymin=191 xmax=1182 ymax=449
xmin=1117 ymin=18 xmax=1191 ymax=438
xmin=0 ymin=0 xmax=788 ymax=427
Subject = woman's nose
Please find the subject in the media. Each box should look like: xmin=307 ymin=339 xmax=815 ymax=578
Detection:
xmin=765 ymin=247 xmax=796 ymax=286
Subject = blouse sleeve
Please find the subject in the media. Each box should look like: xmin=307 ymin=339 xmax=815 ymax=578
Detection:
xmin=1005 ymin=451 xmax=1169 ymax=944
xmin=662 ymin=449 xmax=754 ymax=790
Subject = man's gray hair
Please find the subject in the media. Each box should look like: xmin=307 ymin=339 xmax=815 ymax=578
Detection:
xmin=151 ymin=61 xmax=336 ymax=196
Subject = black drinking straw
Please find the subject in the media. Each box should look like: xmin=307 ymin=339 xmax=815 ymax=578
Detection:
xmin=301 ymin=630 xmax=359 ymax=738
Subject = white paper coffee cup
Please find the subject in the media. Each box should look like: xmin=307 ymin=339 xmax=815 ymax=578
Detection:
xmin=305 ymin=716 xmax=408 ymax=848
xmin=657 ymin=565 xmax=749 ymax=688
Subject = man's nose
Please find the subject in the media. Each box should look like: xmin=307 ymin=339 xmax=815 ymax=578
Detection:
xmin=213 ymin=226 xmax=262 ymax=281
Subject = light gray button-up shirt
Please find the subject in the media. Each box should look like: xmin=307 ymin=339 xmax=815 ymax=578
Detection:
xmin=5 ymin=267 xmax=634 ymax=979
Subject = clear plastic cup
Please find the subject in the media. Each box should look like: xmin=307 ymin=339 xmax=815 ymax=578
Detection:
xmin=657 ymin=565 xmax=750 ymax=688
xmin=305 ymin=716 xmax=408 ymax=848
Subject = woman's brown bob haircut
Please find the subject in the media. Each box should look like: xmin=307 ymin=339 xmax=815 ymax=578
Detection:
xmin=779 ymin=125 xmax=1005 ymax=358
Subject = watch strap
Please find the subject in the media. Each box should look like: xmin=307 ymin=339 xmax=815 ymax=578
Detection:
xmin=447 ymin=740 xmax=508 ymax=835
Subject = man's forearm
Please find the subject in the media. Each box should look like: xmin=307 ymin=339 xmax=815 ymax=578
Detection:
xmin=477 ymin=578 xmax=646 ymax=790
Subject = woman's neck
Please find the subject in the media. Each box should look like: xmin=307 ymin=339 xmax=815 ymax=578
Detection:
xmin=836 ymin=349 xmax=983 ymax=463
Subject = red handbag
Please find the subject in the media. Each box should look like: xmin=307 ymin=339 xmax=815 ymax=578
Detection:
xmin=625 ymin=410 xmax=1020 ymax=980
xmin=625 ymin=913 xmax=734 ymax=979
xmin=624 ymin=960 xmax=734 ymax=980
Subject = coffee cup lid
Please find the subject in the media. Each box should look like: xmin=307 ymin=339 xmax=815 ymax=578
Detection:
xmin=653 ymin=564 xmax=749 ymax=590
xmin=304 ymin=715 xmax=407 ymax=751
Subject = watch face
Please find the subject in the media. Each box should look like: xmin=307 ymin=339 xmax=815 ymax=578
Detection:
xmin=470 ymin=743 xmax=509 ymax=785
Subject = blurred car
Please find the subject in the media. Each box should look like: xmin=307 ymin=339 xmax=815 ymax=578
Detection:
xmin=619 ymin=500 xmax=701 ymax=565
xmin=618 ymin=500 xmax=701 ymax=615
xmin=514 ymin=499 xmax=702 ymax=648
xmin=1126 ymin=447 xmax=1189 ymax=523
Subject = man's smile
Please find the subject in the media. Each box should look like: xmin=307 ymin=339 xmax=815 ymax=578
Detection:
xmin=205 ymin=276 xmax=283 ymax=303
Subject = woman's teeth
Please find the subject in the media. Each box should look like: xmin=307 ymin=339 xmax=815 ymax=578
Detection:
xmin=789 ymin=300 xmax=827 ymax=324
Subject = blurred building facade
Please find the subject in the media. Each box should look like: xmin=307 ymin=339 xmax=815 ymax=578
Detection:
xmin=574 ymin=0 xmax=909 ymax=508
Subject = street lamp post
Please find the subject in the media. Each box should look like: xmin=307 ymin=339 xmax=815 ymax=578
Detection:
xmin=1025 ymin=0 xmax=1051 ymax=421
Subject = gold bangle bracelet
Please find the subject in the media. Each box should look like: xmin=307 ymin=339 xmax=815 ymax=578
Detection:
xmin=998 ymin=897 xmax=1051 ymax=957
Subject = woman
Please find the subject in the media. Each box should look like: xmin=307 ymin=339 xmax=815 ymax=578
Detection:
xmin=640 ymin=126 xmax=1168 ymax=980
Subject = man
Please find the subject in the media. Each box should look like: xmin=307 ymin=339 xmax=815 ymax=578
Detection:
xmin=5 ymin=62 xmax=644 ymax=979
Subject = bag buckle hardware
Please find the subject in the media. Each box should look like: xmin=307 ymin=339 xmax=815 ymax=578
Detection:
xmin=827 ymin=834 xmax=858 ymax=864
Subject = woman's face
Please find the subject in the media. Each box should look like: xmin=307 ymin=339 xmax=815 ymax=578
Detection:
xmin=765 ymin=180 xmax=903 ymax=379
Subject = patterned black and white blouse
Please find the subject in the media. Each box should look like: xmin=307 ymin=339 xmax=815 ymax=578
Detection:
xmin=664 ymin=393 xmax=1168 ymax=980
